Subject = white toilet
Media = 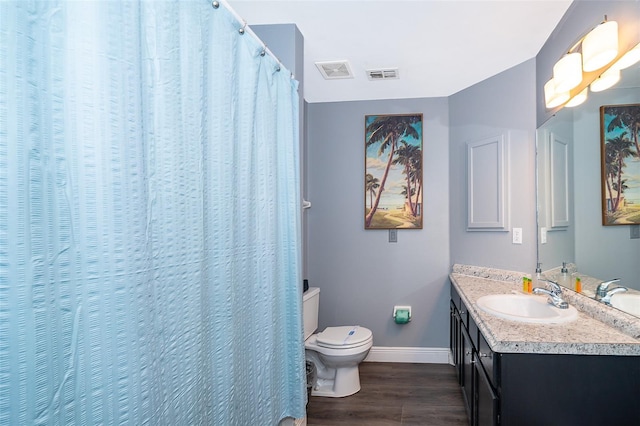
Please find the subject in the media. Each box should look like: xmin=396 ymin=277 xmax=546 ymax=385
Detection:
xmin=303 ymin=287 xmax=373 ymax=398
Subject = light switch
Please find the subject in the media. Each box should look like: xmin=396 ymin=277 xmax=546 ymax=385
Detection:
xmin=540 ymin=227 xmax=547 ymax=244
xmin=512 ymin=228 xmax=522 ymax=244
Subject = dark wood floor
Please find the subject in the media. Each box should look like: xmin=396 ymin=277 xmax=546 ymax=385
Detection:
xmin=306 ymin=362 xmax=469 ymax=426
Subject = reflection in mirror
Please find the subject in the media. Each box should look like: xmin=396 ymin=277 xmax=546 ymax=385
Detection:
xmin=536 ymin=61 xmax=640 ymax=318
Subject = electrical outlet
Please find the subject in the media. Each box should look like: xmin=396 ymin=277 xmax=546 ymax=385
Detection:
xmin=631 ymin=225 xmax=640 ymax=239
xmin=389 ymin=229 xmax=397 ymax=243
xmin=512 ymin=227 xmax=523 ymax=244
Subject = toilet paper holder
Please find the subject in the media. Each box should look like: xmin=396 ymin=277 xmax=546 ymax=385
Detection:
xmin=393 ymin=305 xmax=411 ymax=324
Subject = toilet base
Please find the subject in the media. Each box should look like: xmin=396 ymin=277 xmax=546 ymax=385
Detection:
xmin=304 ymin=330 xmax=372 ymax=398
xmin=309 ymin=363 xmax=361 ymax=398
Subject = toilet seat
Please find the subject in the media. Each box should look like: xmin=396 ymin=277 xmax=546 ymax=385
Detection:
xmin=316 ymin=326 xmax=372 ymax=349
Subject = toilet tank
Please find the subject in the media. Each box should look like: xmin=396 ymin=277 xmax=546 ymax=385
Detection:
xmin=302 ymin=287 xmax=320 ymax=340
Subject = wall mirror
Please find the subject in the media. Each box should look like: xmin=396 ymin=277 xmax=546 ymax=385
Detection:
xmin=536 ymin=60 xmax=640 ymax=318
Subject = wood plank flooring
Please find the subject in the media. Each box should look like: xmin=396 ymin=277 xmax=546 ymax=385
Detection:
xmin=306 ymin=362 xmax=469 ymax=426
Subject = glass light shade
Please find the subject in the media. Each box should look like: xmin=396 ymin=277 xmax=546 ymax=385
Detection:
xmin=590 ymin=68 xmax=620 ymax=92
xmin=544 ymin=78 xmax=570 ymax=109
xmin=553 ymin=53 xmax=583 ymax=92
xmin=582 ymin=21 xmax=618 ymax=72
xmin=566 ymin=88 xmax=588 ymax=107
xmin=611 ymin=42 xmax=640 ymax=70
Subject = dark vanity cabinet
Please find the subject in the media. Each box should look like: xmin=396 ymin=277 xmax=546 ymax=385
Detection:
xmin=451 ymin=285 xmax=498 ymax=426
xmin=450 ymin=283 xmax=640 ymax=426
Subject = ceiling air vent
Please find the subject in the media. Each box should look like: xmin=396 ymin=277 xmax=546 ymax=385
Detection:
xmin=315 ymin=60 xmax=354 ymax=80
xmin=366 ymin=68 xmax=399 ymax=80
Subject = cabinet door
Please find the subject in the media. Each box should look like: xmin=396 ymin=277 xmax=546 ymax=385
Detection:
xmin=450 ymin=301 xmax=457 ymax=362
xmin=450 ymin=301 xmax=462 ymax=383
xmin=461 ymin=326 xmax=474 ymax=423
xmin=475 ymin=356 xmax=499 ymax=426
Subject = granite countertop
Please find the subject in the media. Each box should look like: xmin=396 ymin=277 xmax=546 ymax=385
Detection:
xmin=450 ymin=264 xmax=640 ymax=356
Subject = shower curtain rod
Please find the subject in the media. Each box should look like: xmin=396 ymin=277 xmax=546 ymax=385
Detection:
xmin=215 ymin=0 xmax=293 ymax=79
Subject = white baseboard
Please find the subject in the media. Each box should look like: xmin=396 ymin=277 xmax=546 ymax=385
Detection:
xmin=364 ymin=346 xmax=451 ymax=364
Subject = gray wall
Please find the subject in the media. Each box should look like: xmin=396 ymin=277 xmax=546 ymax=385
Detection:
xmin=449 ymin=59 xmax=538 ymax=274
xmin=306 ymin=98 xmax=451 ymax=348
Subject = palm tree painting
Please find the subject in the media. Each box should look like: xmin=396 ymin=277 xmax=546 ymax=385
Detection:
xmin=365 ymin=114 xmax=423 ymax=229
xmin=600 ymin=104 xmax=640 ymax=225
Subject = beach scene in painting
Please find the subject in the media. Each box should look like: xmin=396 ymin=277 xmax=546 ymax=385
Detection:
xmin=365 ymin=114 xmax=423 ymax=229
xmin=601 ymin=104 xmax=640 ymax=225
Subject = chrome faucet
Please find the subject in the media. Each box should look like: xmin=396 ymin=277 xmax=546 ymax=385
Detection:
xmin=539 ymin=278 xmax=563 ymax=294
xmin=595 ymin=278 xmax=620 ymax=298
xmin=599 ymin=287 xmax=628 ymax=305
xmin=533 ymin=279 xmax=568 ymax=309
xmin=595 ymin=279 xmax=627 ymax=305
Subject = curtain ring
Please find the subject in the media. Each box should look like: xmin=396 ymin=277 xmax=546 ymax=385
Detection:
xmin=260 ymin=50 xmax=266 ymax=57
xmin=212 ymin=1 xmax=219 ymax=9
xmin=238 ymin=25 xmax=246 ymax=35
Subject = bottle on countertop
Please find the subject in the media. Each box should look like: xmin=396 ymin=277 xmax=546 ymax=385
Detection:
xmin=532 ymin=262 xmax=542 ymax=289
xmin=558 ymin=262 xmax=570 ymax=288
xmin=574 ymin=276 xmax=582 ymax=293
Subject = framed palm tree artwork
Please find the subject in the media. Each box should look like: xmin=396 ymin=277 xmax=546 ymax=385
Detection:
xmin=600 ymin=104 xmax=640 ymax=225
xmin=365 ymin=114 xmax=423 ymax=229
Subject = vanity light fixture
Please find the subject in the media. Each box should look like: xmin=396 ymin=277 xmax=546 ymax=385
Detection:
xmin=553 ymin=52 xmax=582 ymax=92
xmin=544 ymin=79 xmax=570 ymax=109
xmin=565 ymin=87 xmax=588 ymax=107
xmin=582 ymin=20 xmax=619 ymax=72
xmin=611 ymin=41 xmax=640 ymax=70
xmin=545 ymin=17 xmax=627 ymax=109
xmin=590 ymin=67 xmax=621 ymax=92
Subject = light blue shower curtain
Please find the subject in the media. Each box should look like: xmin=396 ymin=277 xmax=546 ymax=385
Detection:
xmin=0 ymin=1 xmax=305 ymax=424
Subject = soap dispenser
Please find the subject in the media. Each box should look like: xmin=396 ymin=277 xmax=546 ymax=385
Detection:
xmin=533 ymin=263 xmax=542 ymax=289
xmin=559 ymin=262 xmax=570 ymax=288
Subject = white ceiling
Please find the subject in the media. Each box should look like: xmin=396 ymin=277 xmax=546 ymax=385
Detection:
xmin=227 ymin=0 xmax=573 ymax=103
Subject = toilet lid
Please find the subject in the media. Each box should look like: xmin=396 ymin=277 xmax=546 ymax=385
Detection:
xmin=316 ymin=326 xmax=372 ymax=349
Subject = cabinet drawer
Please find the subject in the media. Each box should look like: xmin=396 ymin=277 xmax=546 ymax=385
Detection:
xmin=451 ymin=284 xmax=469 ymax=328
xmin=478 ymin=332 xmax=496 ymax=388
xmin=468 ymin=312 xmax=479 ymax=350
xmin=459 ymin=299 xmax=469 ymax=329
xmin=450 ymin=284 xmax=461 ymax=311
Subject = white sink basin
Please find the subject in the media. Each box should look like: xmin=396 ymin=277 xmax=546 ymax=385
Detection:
xmin=476 ymin=294 xmax=578 ymax=324
xmin=609 ymin=293 xmax=640 ymax=317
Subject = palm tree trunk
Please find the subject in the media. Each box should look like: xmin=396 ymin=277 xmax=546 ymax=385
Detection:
xmin=414 ymin=181 xmax=422 ymax=216
xmin=365 ymin=139 xmax=396 ymax=227
xmin=614 ymin=159 xmax=624 ymax=211
xmin=404 ymin=164 xmax=415 ymax=216
xmin=606 ymin=175 xmax=614 ymax=213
